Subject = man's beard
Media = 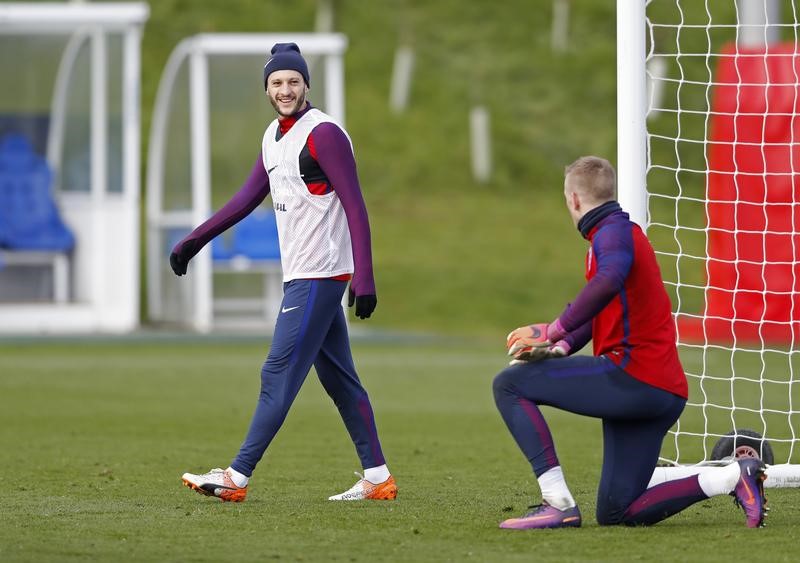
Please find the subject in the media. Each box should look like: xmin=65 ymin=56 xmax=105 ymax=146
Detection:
xmin=270 ymin=90 xmax=307 ymax=117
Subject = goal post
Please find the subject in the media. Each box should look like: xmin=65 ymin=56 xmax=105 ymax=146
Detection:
xmin=617 ymin=0 xmax=648 ymax=229
xmin=621 ymin=0 xmax=800 ymax=486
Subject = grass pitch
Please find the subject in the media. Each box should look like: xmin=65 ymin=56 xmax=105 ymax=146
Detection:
xmin=0 ymin=337 xmax=797 ymax=562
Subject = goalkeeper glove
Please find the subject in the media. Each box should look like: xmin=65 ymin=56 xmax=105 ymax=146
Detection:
xmin=508 ymin=339 xmax=571 ymax=366
xmin=348 ymin=287 xmax=377 ymax=319
xmin=506 ymin=323 xmax=551 ymax=356
xmin=506 ymin=321 xmax=571 ymax=365
xmin=506 ymin=322 xmax=551 ymax=365
xmin=169 ymin=239 xmax=199 ymax=276
xmin=508 ymin=345 xmax=551 ymax=365
xmin=506 ymin=319 xmax=569 ymax=356
xmin=548 ymin=339 xmax=571 ymax=357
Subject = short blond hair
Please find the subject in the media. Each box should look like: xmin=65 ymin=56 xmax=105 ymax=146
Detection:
xmin=564 ymin=156 xmax=616 ymax=203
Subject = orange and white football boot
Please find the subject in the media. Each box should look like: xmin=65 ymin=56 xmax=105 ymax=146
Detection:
xmin=181 ymin=468 xmax=247 ymax=502
xmin=328 ymin=473 xmax=397 ymax=501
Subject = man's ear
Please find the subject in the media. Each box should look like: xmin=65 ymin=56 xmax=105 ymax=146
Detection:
xmin=570 ymin=191 xmax=581 ymax=212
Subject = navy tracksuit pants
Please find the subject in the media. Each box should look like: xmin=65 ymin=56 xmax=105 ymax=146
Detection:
xmin=493 ymin=355 xmax=710 ymax=525
xmin=231 ymin=279 xmax=385 ymax=476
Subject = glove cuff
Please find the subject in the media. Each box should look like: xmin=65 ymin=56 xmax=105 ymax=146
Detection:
xmin=547 ymin=318 xmax=566 ymax=342
xmin=550 ymin=339 xmax=571 ymax=356
xmin=173 ymin=237 xmax=200 ymax=261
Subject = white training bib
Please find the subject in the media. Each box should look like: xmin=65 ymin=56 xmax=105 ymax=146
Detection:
xmin=262 ymin=108 xmax=354 ymax=282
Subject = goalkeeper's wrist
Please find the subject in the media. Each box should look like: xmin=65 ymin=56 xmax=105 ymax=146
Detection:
xmin=547 ymin=318 xmax=566 ymax=342
xmin=549 ymin=339 xmax=571 ymax=356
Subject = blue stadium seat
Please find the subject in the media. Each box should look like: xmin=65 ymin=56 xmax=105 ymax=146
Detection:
xmin=211 ymin=231 xmax=236 ymax=260
xmin=165 ymin=210 xmax=280 ymax=265
xmin=226 ymin=208 xmax=280 ymax=261
xmin=0 ymin=133 xmax=75 ymax=251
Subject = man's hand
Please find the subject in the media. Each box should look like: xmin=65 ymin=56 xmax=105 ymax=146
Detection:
xmin=348 ymin=287 xmax=377 ymax=319
xmin=508 ymin=345 xmax=551 ymax=365
xmin=169 ymin=239 xmax=198 ymax=276
xmin=506 ymin=323 xmax=551 ymax=357
xmin=507 ymin=338 xmax=571 ymax=366
xmin=548 ymin=339 xmax=571 ymax=357
xmin=506 ymin=323 xmax=572 ymax=365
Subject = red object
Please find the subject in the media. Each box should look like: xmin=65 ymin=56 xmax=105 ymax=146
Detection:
xmin=677 ymin=43 xmax=800 ymax=343
xmin=587 ymin=218 xmax=688 ymax=399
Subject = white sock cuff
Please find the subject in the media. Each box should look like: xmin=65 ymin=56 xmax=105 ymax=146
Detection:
xmin=697 ymin=462 xmax=740 ymax=497
xmin=537 ymin=466 xmax=576 ymax=510
xmin=227 ymin=466 xmax=249 ymax=488
xmin=363 ymin=464 xmax=391 ymax=484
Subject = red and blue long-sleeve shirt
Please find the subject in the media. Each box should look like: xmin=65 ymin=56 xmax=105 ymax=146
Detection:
xmin=557 ymin=202 xmax=687 ymax=398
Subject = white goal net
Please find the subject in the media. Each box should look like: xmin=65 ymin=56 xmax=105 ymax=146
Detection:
xmin=642 ymin=0 xmax=800 ymax=473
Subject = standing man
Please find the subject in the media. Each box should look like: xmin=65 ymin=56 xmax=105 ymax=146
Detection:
xmin=493 ymin=156 xmax=767 ymax=529
xmin=172 ymin=43 xmax=396 ymax=503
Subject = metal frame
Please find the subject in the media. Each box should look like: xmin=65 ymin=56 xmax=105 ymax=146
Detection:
xmin=616 ymin=1 xmax=648 ymax=229
xmin=0 ymin=3 xmax=147 ymax=333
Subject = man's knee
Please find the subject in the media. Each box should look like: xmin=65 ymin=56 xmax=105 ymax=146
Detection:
xmin=595 ymin=498 xmax=627 ymax=526
xmin=492 ymin=368 xmax=520 ymax=404
xmin=327 ymin=385 xmax=368 ymax=409
xmin=492 ymin=363 xmax=547 ymax=399
xmin=260 ymin=358 xmax=282 ymax=384
xmin=596 ymin=512 xmax=624 ymax=526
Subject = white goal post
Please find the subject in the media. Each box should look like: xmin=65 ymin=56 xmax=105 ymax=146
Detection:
xmin=620 ymin=1 xmax=800 ymax=487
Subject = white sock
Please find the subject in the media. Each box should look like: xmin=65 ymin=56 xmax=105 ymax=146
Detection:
xmin=227 ymin=466 xmax=249 ymax=488
xmin=698 ymin=462 xmax=741 ymax=497
xmin=537 ymin=466 xmax=576 ymax=510
xmin=364 ymin=464 xmax=391 ymax=484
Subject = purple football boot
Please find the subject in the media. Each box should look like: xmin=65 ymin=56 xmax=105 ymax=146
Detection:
xmin=732 ymin=458 xmax=767 ymax=528
xmin=499 ymin=502 xmax=582 ymax=530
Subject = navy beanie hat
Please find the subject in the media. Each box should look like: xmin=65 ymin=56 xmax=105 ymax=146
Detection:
xmin=263 ymin=43 xmax=310 ymax=88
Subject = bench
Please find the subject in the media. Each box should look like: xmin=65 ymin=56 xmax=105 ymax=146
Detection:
xmin=0 ymin=133 xmax=75 ymax=303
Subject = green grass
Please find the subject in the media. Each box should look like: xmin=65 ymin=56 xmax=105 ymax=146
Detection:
xmin=1 ymin=339 xmax=798 ymax=562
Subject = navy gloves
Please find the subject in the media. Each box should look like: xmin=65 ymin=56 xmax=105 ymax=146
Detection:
xmin=169 ymin=239 xmax=198 ymax=276
xmin=348 ymin=287 xmax=377 ymax=319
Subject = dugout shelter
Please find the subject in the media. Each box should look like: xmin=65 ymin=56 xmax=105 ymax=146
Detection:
xmin=146 ymin=33 xmax=348 ymax=332
xmin=0 ymin=3 xmax=148 ymax=333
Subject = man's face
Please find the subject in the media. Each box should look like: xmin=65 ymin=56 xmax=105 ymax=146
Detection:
xmin=266 ymin=70 xmax=308 ymax=117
